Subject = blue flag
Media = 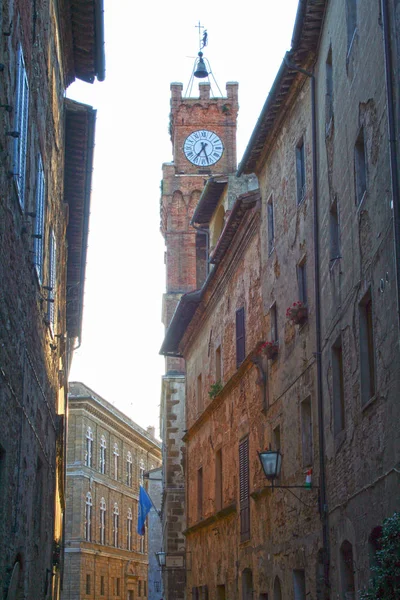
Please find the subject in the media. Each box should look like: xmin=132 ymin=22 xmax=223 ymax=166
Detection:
xmin=137 ymin=485 xmax=153 ymax=535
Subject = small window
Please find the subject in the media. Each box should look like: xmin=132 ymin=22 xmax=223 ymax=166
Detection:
xmin=197 ymin=467 xmax=203 ymax=520
xmin=99 ymin=497 xmax=106 ymax=544
xmin=113 ymin=443 xmax=119 ymax=480
xmin=340 ymin=540 xmax=355 ymax=597
xmin=217 ymin=585 xmax=226 ymax=600
xmin=236 ymin=307 xmax=246 ymax=367
xmin=197 ymin=373 xmax=203 ymax=414
xmin=273 ymin=425 xmax=281 ymax=452
xmin=100 ymin=575 xmax=105 ymax=595
xmin=332 ymin=336 xmax=345 ymax=434
xmin=47 ymin=230 xmax=56 ymax=332
xmin=267 ymin=195 xmax=275 ymax=254
xmin=270 ymin=303 xmax=278 ymax=343
xmin=330 ymin=198 xmax=340 ymax=262
xmin=113 ymin=503 xmax=119 ymax=547
xmin=215 ymin=345 xmax=222 ymax=383
xmin=298 ymin=261 xmax=307 ymax=305
xmin=215 ymin=448 xmax=223 ymax=512
xmin=296 ymin=139 xmax=306 ymax=204
xmin=301 ymin=397 xmax=313 ymax=467
xmin=326 ymin=49 xmax=333 ymax=129
xmin=346 ymin=0 xmax=357 ymax=52
xmin=127 ymin=507 xmax=133 ymax=550
xmin=355 ymin=128 xmax=367 ymax=204
xmin=293 ymin=569 xmax=306 ymax=600
xmin=13 ymin=44 xmax=29 ymax=209
xmin=86 ymin=574 xmax=91 ymax=595
xmin=144 ymin=581 xmax=147 ymax=597
xmin=127 ymin=451 xmax=133 ymax=486
xmin=85 ymin=427 xmax=93 ymax=468
xmin=100 ymin=436 xmax=106 ymax=474
xmin=34 ymin=155 xmax=45 ymax=283
xmin=239 ymin=436 xmax=250 ymax=542
xmin=359 ymin=290 xmax=376 ymax=404
xmin=139 ymin=459 xmax=145 ymax=485
xmin=85 ymin=492 xmax=92 ymax=541
xmin=138 ymin=580 xmax=142 ymax=597
xmin=116 ymin=578 xmax=120 ymax=596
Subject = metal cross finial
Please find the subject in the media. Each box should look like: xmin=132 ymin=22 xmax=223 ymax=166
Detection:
xmin=195 ymin=21 xmax=208 ymax=51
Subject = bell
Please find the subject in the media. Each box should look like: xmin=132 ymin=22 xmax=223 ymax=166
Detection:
xmin=194 ymin=53 xmax=208 ymax=79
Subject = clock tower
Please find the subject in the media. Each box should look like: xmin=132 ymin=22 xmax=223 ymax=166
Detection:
xmin=159 ymin=80 xmax=238 ymax=600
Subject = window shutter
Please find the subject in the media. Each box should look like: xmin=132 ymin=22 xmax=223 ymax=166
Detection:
xmin=236 ymin=307 xmax=245 ymax=367
xmin=13 ymin=46 xmax=29 ymax=209
xmin=34 ymin=155 xmax=45 ymax=282
xmin=239 ymin=437 xmax=250 ymax=541
xmin=48 ymin=230 xmax=56 ymax=330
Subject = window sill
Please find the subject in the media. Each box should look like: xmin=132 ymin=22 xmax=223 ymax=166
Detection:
xmin=361 ymin=393 xmax=378 ymax=412
xmin=183 ymin=502 xmax=236 ymax=536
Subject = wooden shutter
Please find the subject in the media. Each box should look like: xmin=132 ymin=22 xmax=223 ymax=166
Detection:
xmin=48 ymin=230 xmax=56 ymax=331
xmin=236 ymin=307 xmax=245 ymax=367
xmin=239 ymin=437 xmax=250 ymax=541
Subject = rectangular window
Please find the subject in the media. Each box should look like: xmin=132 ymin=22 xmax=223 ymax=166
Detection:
xmin=215 ymin=345 xmax=222 ymax=383
xmin=197 ymin=467 xmax=203 ymax=521
xmin=201 ymin=586 xmax=209 ymax=600
xmin=293 ymin=569 xmax=306 ymax=600
xmin=267 ymin=195 xmax=275 ymax=254
xmin=86 ymin=574 xmax=91 ymax=595
xmin=236 ymin=307 xmax=246 ymax=367
xmin=239 ymin=436 xmax=250 ymax=542
xmin=48 ymin=229 xmax=56 ymax=332
xmin=13 ymin=44 xmax=29 ymax=209
xmin=192 ymin=588 xmax=200 ymax=600
xmin=144 ymin=581 xmax=147 ymax=597
xmin=34 ymin=155 xmax=45 ymax=283
xmin=270 ymin=302 xmax=278 ymax=343
xmin=301 ymin=397 xmax=313 ymax=467
xmin=100 ymin=576 xmax=105 ymax=595
xmin=217 ymin=585 xmax=226 ymax=600
xmin=197 ymin=374 xmax=203 ymax=414
xmin=332 ymin=336 xmax=345 ymax=435
xmin=298 ymin=261 xmax=307 ymax=305
xmin=326 ymin=49 xmax=333 ymax=130
xmin=138 ymin=580 xmax=142 ymax=597
xmin=296 ymin=139 xmax=306 ymax=204
xmin=330 ymin=198 xmax=340 ymax=262
xmin=355 ymin=128 xmax=367 ymax=204
xmin=115 ymin=578 xmax=120 ymax=596
xmin=359 ymin=290 xmax=376 ymax=405
xmin=128 ymin=592 xmax=134 ymax=600
xmin=346 ymin=0 xmax=357 ymax=52
xmin=215 ymin=448 xmax=223 ymax=512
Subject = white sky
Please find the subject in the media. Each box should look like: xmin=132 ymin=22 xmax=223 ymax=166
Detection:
xmin=68 ymin=0 xmax=299 ymax=436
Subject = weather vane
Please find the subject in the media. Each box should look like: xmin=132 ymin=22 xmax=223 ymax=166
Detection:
xmin=185 ymin=22 xmax=222 ymax=97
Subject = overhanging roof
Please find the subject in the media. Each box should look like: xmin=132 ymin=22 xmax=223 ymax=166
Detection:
xmin=65 ymin=99 xmax=96 ymax=343
xmin=191 ymin=177 xmax=228 ymax=225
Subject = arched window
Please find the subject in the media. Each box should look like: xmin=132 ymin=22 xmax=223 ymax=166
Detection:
xmin=340 ymin=540 xmax=355 ymax=599
xmin=100 ymin=435 xmax=106 ymax=474
xmin=113 ymin=443 xmax=119 ymax=480
xmin=127 ymin=508 xmax=133 ymax=551
xmin=99 ymin=498 xmax=106 ymax=544
xmin=139 ymin=458 xmax=145 ymax=485
xmin=85 ymin=427 xmax=93 ymax=467
xmin=273 ymin=576 xmax=282 ymax=600
xmin=113 ymin=503 xmax=119 ymax=547
xmin=242 ymin=568 xmax=253 ymax=600
xmin=127 ymin=451 xmax=132 ymax=487
xmin=85 ymin=492 xmax=92 ymax=541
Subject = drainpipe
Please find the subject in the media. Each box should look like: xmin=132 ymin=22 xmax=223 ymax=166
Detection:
xmin=284 ymin=54 xmax=330 ymax=594
xmin=381 ymin=0 xmax=400 ymax=335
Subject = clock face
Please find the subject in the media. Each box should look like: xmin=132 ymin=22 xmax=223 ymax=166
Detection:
xmin=183 ymin=130 xmax=224 ymax=166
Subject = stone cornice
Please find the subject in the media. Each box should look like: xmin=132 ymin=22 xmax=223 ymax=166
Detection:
xmin=183 ymin=502 xmax=237 ymax=536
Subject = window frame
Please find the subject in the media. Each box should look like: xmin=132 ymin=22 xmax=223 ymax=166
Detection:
xmin=13 ymin=44 xmax=29 ymax=210
xmin=33 ymin=154 xmax=45 ymax=283
xmin=47 ymin=229 xmax=57 ymax=333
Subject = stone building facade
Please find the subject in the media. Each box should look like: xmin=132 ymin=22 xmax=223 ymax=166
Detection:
xmin=63 ymin=383 xmax=162 ymax=600
xmin=0 ymin=1 xmax=104 ymax=598
xmin=159 ymin=81 xmax=239 ymax=600
xmin=147 ymin=467 xmax=164 ymax=600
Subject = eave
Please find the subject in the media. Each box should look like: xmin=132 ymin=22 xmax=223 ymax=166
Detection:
xmin=65 ymin=99 xmax=96 ymax=344
xmin=191 ymin=177 xmax=228 ymax=225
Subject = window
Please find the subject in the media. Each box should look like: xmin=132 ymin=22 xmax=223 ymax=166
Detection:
xmin=239 ymin=436 xmax=250 ymax=542
xmin=340 ymin=540 xmax=355 ymax=597
xmin=100 ymin=435 xmax=106 ymax=474
xmin=86 ymin=574 xmax=91 ymax=595
xmin=100 ymin=575 xmax=105 ymax=595
xmin=298 ymin=261 xmax=307 ymax=305
xmin=215 ymin=345 xmax=222 ymax=383
xmin=326 ymin=48 xmax=333 ymax=130
xmin=301 ymin=397 xmax=313 ymax=467
xmin=127 ymin=451 xmax=132 ymax=486
xmin=346 ymin=0 xmax=357 ymax=52
xmin=242 ymin=569 xmax=253 ymax=600
xmin=113 ymin=503 xmax=119 ymax=547
xmin=139 ymin=535 xmax=144 ymax=553
xmin=293 ymin=569 xmax=306 ymax=599
xmin=215 ymin=448 xmax=223 ymax=512
xmin=33 ymin=155 xmax=45 ymax=283
xmin=127 ymin=508 xmax=133 ymax=550
xmin=273 ymin=425 xmax=281 ymax=452
xmin=355 ymin=128 xmax=367 ymax=204
xmin=139 ymin=459 xmax=145 ymax=485
xmin=201 ymin=585 xmax=209 ymax=600
xmin=197 ymin=373 xmax=203 ymax=414
xmin=197 ymin=466 xmax=203 ymax=521
xmin=85 ymin=427 xmax=93 ymax=468
xmin=296 ymin=138 xmax=306 ymax=204
xmin=13 ymin=44 xmax=29 ymax=209
xmin=330 ymin=198 xmax=340 ymax=262
xmin=47 ymin=230 xmax=56 ymax=332
xmin=270 ymin=303 xmax=278 ymax=343
xmin=128 ymin=592 xmax=134 ymax=600
xmin=99 ymin=497 xmax=106 ymax=544
xmin=236 ymin=307 xmax=246 ymax=367
xmin=267 ymin=195 xmax=275 ymax=254
xmin=368 ymin=526 xmax=383 ymax=571
xmin=138 ymin=580 xmax=142 ymax=597
xmin=359 ymin=290 xmax=376 ymax=404
xmin=85 ymin=492 xmax=92 ymax=541
xmin=113 ymin=443 xmax=119 ymax=480
xmin=332 ymin=336 xmax=345 ymax=435
xmin=217 ymin=585 xmax=226 ymax=600
xmin=273 ymin=577 xmax=282 ymax=600
xmin=115 ymin=578 xmax=120 ymax=596
xmin=144 ymin=581 xmax=147 ymax=597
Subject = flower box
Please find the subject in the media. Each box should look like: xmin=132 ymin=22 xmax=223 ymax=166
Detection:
xmin=286 ymin=302 xmax=308 ymax=325
xmin=260 ymin=341 xmax=279 ymax=360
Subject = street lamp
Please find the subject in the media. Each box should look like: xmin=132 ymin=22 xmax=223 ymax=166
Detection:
xmin=155 ymin=551 xmax=166 ymax=568
xmin=258 ymin=449 xmax=317 ymax=490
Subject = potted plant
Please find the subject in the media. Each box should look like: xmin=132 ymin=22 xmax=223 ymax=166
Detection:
xmin=259 ymin=340 xmax=279 ymax=360
xmin=286 ymin=301 xmax=308 ymax=325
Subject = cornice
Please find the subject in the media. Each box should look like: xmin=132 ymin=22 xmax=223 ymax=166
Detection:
xmin=183 ymin=502 xmax=237 ymax=536
xmin=65 ymin=469 xmax=140 ymax=500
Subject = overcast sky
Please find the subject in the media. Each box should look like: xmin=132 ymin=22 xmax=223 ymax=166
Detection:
xmin=68 ymin=0 xmax=299 ymax=436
